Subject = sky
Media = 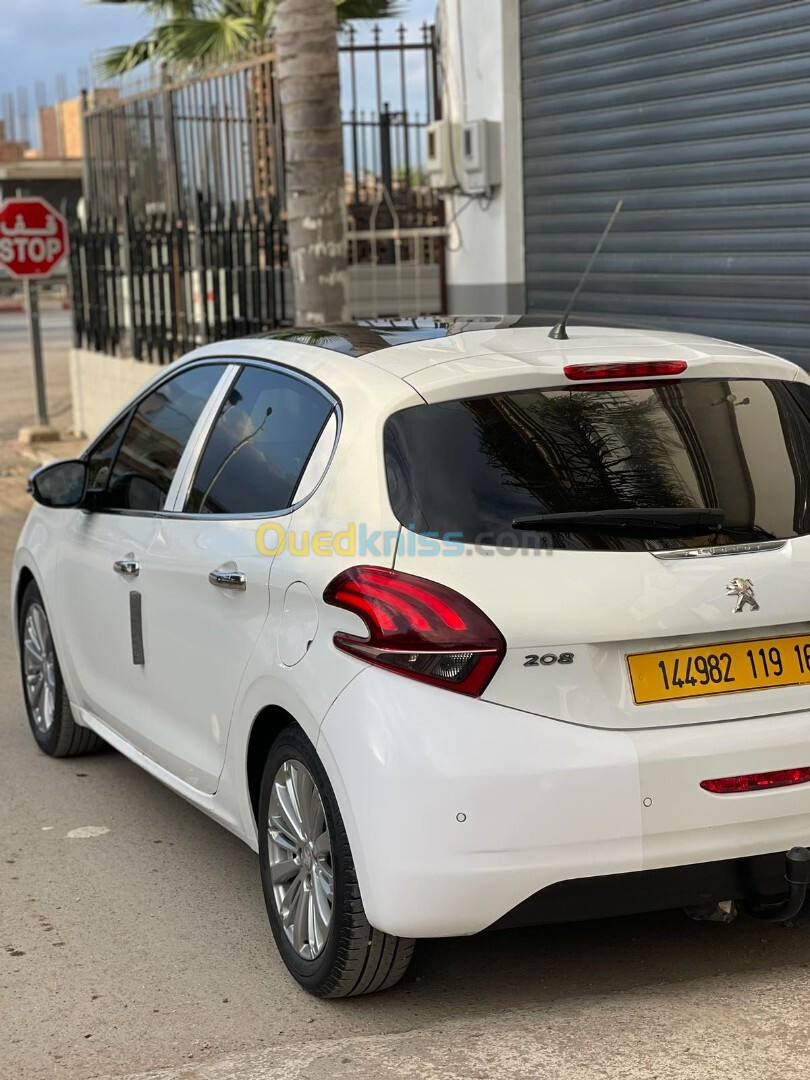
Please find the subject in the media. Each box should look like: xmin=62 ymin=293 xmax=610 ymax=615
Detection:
xmin=0 ymin=0 xmax=438 ymax=142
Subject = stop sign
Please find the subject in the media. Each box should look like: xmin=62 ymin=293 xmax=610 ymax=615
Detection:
xmin=0 ymin=197 xmax=68 ymax=279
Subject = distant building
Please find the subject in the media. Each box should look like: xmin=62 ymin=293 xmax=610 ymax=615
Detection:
xmin=0 ymin=121 xmax=32 ymax=164
xmin=0 ymin=92 xmax=118 ymax=218
xmin=38 ymin=89 xmax=119 ymax=161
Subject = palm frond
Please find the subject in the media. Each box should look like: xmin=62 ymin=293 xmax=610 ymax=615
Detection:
xmin=95 ymin=0 xmax=397 ymax=75
xmin=162 ymin=13 xmax=257 ymax=63
xmin=96 ymin=0 xmax=201 ymax=15
xmin=247 ymin=0 xmax=275 ymax=37
xmin=97 ymin=36 xmax=161 ymax=78
xmin=336 ymin=0 xmax=405 ymax=22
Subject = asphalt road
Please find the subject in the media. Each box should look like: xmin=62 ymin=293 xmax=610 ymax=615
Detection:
xmin=2 ymin=355 xmax=810 ymax=1078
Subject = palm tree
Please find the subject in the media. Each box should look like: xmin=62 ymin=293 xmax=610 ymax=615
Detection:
xmin=98 ymin=0 xmax=402 ymax=76
xmin=275 ymin=0 xmax=348 ymax=323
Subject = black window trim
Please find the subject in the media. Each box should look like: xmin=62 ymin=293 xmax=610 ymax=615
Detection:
xmin=81 ymin=355 xmax=341 ymax=522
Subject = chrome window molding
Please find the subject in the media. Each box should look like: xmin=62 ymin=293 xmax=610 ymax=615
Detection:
xmin=652 ymin=540 xmax=789 ymax=560
xmin=176 ymin=359 xmax=341 ymax=520
xmin=81 ymin=357 xmax=229 ymax=464
xmin=290 ymin=410 xmax=340 ymax=507
xmin=80 ymin=353 xmax=342 ymax=523
xmin=164 ymin=365 xmax=241 ymax=512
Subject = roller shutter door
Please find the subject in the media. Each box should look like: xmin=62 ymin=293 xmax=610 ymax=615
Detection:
xmin=521 ymin=0 xmax=810 ymax=365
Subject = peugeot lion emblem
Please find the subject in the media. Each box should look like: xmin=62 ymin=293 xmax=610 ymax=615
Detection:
xmin=726 ymin=577 xmax=759 ymax=614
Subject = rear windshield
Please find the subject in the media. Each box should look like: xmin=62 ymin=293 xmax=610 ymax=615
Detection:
xmin=383 ymin=378 xmax=810 ymax=552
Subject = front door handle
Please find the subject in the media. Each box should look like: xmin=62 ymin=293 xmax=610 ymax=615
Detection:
xmin=208 ymin=566 xmax=247 ymax=591
xmin=113 ymin=556 xmax=140 ymax=577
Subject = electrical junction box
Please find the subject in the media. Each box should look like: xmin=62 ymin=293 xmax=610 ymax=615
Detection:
xmin=460 ymin=119 xmax=502 ymax=194
xmin=426 ymin=119 xmax=461 ymax=190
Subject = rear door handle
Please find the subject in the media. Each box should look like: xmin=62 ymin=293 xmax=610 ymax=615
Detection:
xmin=113 ymin=556 xmax=140 ymax=577
xmin=208 ymin=566 xmax=246 ymax=591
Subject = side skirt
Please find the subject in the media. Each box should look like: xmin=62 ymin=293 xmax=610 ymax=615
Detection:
xmin=70 ymin=704 xmax=256 ymax=851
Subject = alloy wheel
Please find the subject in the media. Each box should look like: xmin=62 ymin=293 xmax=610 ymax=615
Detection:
xmin=267 ymin=759 xmax=334 ymax=959
xmin=23 ymin=602 xmax=57 ymax=734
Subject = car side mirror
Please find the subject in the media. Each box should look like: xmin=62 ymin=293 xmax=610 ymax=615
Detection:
xmin=28 ymin=460 xmax=88 ymax=509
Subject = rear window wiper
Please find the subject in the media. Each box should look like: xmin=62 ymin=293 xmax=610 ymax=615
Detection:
xmin=512 ymin=507 xmax=725 ymax=536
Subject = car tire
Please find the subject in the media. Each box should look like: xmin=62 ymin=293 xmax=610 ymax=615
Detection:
xmin=258 ymin=724 xmax=414 ymax=997
xmin=18 ymin=580 xmax=104 ymax=758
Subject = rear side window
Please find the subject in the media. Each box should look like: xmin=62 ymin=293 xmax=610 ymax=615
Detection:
xmin=185 ymin=366 xmax=332 ymax=515
xmin=106 ymin=365 xmax=224 ymax=511
xmin=384 ymin=379 xmax=810 ymax=552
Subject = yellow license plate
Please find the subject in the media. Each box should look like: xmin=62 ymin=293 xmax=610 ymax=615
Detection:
xmin=628 ymin=633 xmax=810 ymax=705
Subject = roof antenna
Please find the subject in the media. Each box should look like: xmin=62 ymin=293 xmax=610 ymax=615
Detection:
xmin=548 ymin=198 xmax=624 ymax=341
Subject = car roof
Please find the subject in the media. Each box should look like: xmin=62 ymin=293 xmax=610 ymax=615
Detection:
xmin=246 ymin=317 xmax=538 ymax=357
xmin=187 ymin=318 xmax=804 ymax=405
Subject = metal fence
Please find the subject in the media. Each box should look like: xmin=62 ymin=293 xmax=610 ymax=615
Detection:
xmin=341 ymin=23 xmax=445 ymax=307
xmin=341 ymin=25 xmax=441 ymax=223
xmin=83 ymin=26 xmax=441 ymax=226
xmin=70 ymin=195 xmax=287 ymax=363
xmin=73 ymin=25 xmax=446 ymax=357
xmin=82 ymin=51 xmax=280 ymax=218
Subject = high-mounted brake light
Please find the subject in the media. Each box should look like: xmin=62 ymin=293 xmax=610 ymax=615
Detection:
xmin=564 ymin=361 xmax=688 ymax=381
xmin=701 ymin=767 xmax=810 ymax=794
xmin=323 ymin=566 xmax=505 ymax=697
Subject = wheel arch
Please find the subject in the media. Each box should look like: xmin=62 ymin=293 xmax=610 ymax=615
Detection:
xmin=245 ymin=704 xmax=300 ymax=826
xmin=13 ymin=564 xmax=36 ymax=649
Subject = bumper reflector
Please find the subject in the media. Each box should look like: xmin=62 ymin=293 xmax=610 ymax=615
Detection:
xmin=701 ymin=767 xmax=810 ymax=794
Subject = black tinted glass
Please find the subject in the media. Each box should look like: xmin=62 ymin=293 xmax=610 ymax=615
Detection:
xmin=185 ymin=366 xmax=332 ymax=515
xmin=86 ymin=415 xmax=129 ymax=495
xmin=107 ymin=365 xmax=222 ymax=511
xmin=384 ymin=379 xmax=810 ymax=552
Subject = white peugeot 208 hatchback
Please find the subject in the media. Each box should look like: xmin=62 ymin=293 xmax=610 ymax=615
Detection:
xmin=13 ymin=318 xmax=810 ymax=997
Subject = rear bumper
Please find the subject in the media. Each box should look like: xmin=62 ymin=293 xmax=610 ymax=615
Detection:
xmin=318 ymin=668 xmax=810 ymax=938
xmin=489 ymin=851 xmax=789 ymax=929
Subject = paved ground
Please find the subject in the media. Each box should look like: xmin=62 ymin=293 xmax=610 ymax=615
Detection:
xmin=0 ymin=309 xmax=74 ymax=440
xmin=2 ymin=327 xmax=810 ymax=1079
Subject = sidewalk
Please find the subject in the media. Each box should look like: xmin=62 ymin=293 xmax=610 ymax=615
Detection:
xmin=0 ymin=309 xmax=73 ymax=442
xmin=0 ymin=307 xmax=82 ymax=513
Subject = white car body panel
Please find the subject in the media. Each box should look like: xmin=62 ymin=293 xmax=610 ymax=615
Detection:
xmin=318 ymin=667 xmax=643 ymax=937
xmin=56 ymin=511 xmax=158 ymax=728
xmin=133 ymin=515 xmax=278 ymax=793
xmin=395 ymin=532 xmax=810 ymax=729
xmin=13 ymin=322 xmax=810 ymax=940
xmin=318 ymin=670 xmax=810 ymax=938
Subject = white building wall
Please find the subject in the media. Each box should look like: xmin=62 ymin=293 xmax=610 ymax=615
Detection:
xmin=437 ymin=0 xmax=525 ymax=313
xmin=69 ymin=348 xmax=157 ymax=438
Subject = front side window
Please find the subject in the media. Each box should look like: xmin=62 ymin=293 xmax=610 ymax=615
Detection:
xmin=85 ymin=415 xmax=129 ymax=496
xmin=384 ymin=378 xmax=810 ymax=552
xmin=185 ymin=366 xmax=333 ymax=515
xmin=105 ymin=365 xmax=224 ymax=512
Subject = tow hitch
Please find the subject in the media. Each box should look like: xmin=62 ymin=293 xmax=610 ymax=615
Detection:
xmin=686 ymin=846 xmax=810 ymax=925
xmin=747 ymin=846 xmax=810 ymax=923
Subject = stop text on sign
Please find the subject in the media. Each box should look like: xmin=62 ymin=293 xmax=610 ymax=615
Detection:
xmin=0 ymin=234 xmax=63 ymax=264
xmin=0 ymin=197 xmax=68 ymax=279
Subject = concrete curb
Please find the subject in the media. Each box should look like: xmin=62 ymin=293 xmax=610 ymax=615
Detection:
xmin=8 ymin=435 xmax=87 ymax=469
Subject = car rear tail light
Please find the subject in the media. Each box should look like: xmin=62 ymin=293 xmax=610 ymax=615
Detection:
xmin=564 ymin=361 xmax=687 ymax=381
xmin=700 ymin=767 xmax=810 ymax=794
xmin=323 ymin=566 xmax=505 ymax=696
